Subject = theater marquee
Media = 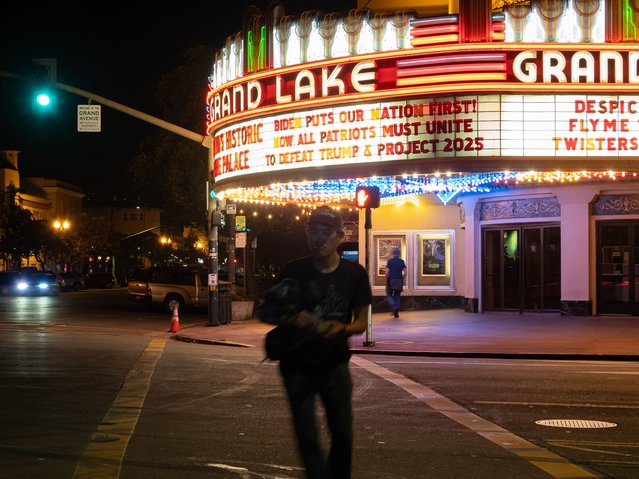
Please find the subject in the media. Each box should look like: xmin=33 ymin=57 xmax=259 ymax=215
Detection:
xmin=212 ymin=94 xmax=639 ymax=182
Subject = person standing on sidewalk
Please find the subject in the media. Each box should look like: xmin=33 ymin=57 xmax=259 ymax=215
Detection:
xmin=259 ymin=205 xmax=372 ymax=479
xmin=386 ymin=246 xmax=406 ymax=318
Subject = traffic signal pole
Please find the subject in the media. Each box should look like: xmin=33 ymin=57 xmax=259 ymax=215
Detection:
xmin=363 ymin=207 xmax=375 ymax=347
xmin=208 ymin=210 xmax=221 ymax=326
xmin=354 ymin=186 xmax=380 ymax=347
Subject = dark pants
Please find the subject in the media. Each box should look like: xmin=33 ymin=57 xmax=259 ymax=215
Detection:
xmin=280 ymin=362 xmax=353 ymax=479
xmin=387 ymin=287 xmax=401 ymax=312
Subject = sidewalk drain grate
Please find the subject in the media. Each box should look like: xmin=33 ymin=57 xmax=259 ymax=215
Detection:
xmin=535 ymin=419 xmax=617 ymax=429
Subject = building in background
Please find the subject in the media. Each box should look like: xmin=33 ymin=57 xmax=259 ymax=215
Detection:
xmin=0 ymin=149 xmax=85 ymax=269
xmin=0 ymin=150 xmax=84 ymax=222
xmin=207 ymin=0 xmax=639 ymax=316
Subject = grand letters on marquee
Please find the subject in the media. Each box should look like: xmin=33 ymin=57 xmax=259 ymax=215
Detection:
xmin=209 ymin=46 xmax=639 ymax=182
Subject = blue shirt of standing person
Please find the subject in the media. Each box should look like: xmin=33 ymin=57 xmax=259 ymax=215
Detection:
xmin=386 ymin=247 xmax=406 ymax=318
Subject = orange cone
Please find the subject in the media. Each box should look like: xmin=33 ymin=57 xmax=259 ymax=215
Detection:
xmin=169 ymin=304 xmax=180 ymax=333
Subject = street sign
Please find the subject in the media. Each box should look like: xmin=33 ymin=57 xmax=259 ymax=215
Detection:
xmin=236 ymin=231 xmax=247 ymax=248
xmin=77 ymin=105 xmax=101 ymax=132
xmin=236 ymin=215 xmax=246 ymax=231
xmin=226 ymin=203 xmax=236 ymax=214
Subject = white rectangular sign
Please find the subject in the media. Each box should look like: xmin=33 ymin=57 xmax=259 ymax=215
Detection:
xmin=77 ymin=105 xmax=101 ymax=132
xmin=236 ymin=231 xmax=247 ymax=248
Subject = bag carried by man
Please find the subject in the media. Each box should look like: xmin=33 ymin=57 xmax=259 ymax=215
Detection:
xmin=259 ymin=278 xmax=312 ymax=360
xmin=264 ymin=324 xmax=311 ymax=360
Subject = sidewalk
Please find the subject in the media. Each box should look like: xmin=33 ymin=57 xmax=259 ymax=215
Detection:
xmin=173 ymin=308 xmax=639 ymax=361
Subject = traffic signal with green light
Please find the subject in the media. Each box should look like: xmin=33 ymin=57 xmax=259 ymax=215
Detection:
xmin=354 ymin=186 xmax=381 ymax=208
xmin=207 ymin=181 xmax=217 ymax=211
xmin=31 ymin=58 xmax=57 ymax=114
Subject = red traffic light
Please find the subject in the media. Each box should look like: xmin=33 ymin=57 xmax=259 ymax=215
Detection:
xmin=354 ymin=186 xmax=380 ymax=209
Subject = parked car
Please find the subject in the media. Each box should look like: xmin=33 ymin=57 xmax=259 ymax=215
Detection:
xmin=57 ymin=271 xmax=85 ymax=291
xmin=84 ymin=272 xmax=115 ymax=289
xmin=126 ymin=268 xmax=150 ymax=301
xmin=128 ymin=265 xmax=210 ymax=313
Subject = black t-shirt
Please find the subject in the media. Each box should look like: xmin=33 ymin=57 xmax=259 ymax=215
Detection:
xmin=275 ymin=256 xmax=372 ymax=370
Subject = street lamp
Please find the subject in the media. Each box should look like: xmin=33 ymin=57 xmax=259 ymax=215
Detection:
xmin=52 ymin=219 xmax=71 ymax=272
xmin=53 ymin=219 xmax=70 ymax=231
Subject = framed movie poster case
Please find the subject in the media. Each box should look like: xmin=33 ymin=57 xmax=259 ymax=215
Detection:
xmin=416 ymin=231 xmax=453 ymax=287
xmin=372 ymin=235 xmax=405 ymax=286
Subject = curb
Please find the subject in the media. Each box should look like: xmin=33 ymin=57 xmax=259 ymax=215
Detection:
xmin=171 ymin=334 xmax=254 ymax=348
xmin=172 ymin=335 xmax=639 ymax=361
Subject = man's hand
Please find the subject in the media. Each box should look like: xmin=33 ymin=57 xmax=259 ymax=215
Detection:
xmin=317 ymin=320 xmax=347 ymax=338
xmin=286 ymin=310 xmax=319 ymax=329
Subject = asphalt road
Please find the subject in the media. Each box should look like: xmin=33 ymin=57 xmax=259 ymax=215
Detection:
xmin=1 ymin=290 xmax=637 ymax=478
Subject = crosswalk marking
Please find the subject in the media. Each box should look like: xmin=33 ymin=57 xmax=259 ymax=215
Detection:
xmin=71 ymin=338 xmax=166 ymax=479
xmin=352 ymin=355 xmax=598 ymax=479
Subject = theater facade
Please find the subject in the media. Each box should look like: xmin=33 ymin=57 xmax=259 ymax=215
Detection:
xmin=207 ymin=0 xmax=639 ymax=316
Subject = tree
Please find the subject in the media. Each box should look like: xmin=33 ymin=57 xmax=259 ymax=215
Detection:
xmin=0 ymin=185 xmax=36 ymax=268
xmin=174 ymin=229 xmax=207 ymax=266
xmin=128 ymin=45 xmax=209 ymax=232
xmin=66 ymin=214 xmax=120 ymax=271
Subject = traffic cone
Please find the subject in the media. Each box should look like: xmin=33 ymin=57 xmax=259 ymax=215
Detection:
xmin=169 ymin=304 xmax=180 ymax=333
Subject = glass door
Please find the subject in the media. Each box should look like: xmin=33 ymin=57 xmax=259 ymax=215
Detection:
xmin=542 ymin=226 xmax=561 ymax=309
xmin=597 ymin=222 xmax=637 ymax=315
xmin=483 ymin=229 xmax=502 ymax=310
xmin=483 ymin=228 xmax=520 ymax=311
xmin=502 ymin=229 xmax=520 ymax=309
xmin=483 ymin=225 xmax=560 ymax=312
xmin=523 ymin=228 xmax=541 ymax=310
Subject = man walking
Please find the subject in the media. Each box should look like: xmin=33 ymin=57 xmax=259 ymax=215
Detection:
xmin=259 ymin=206 xmax=372 ymax=479
xmin=386 ymin=246 xmax=406 ymax=318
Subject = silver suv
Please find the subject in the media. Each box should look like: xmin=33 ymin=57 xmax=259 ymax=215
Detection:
xmin=127 ymin=265 xmax=209 ymax=313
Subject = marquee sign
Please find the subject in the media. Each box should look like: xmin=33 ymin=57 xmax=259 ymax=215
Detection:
xmin=212 ymin=93 xmax=639 ymax=183
xmin=207 ymin=45 xmax=639 ymax=135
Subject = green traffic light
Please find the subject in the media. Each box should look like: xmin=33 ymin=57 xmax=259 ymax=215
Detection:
xmin=36 ymin=93 xmax=51 ymax=107
xmin=31 ymin=58 xmax=57 ymax=115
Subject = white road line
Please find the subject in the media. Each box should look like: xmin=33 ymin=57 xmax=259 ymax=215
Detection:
xmin=352 ymin=355 xmax=598 ymax=479
xmin=475 ymin=400 xmax=639 ymax=409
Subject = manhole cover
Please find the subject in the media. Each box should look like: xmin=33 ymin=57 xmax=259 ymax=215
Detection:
xmin=535 ymin=419 xmax=617 ymax=429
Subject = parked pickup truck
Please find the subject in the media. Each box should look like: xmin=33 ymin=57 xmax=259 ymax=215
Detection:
xmin=127 ymin=265 xmax=210 ymax=313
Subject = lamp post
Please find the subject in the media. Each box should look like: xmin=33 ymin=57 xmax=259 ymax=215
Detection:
xmin=158 ymin=236 xmax=173 ymax=265
xmin=53 ymin=219 xmax=70 ymax=232
xmin=52 ymin=219 xmax=70 ymax=272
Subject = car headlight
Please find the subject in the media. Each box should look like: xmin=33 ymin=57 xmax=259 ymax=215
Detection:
xmin=37 ymin=282 xmax=49 ymax=290
xmin=16 ymin=281 xmax=29 ymax=290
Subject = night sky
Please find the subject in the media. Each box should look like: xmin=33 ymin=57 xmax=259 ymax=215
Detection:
xmin=0 ymin=1 xmax=356 ymax=195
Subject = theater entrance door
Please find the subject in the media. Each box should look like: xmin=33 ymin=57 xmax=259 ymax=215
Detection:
xmin=483 ymin=225 xmax=561 ymax=313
